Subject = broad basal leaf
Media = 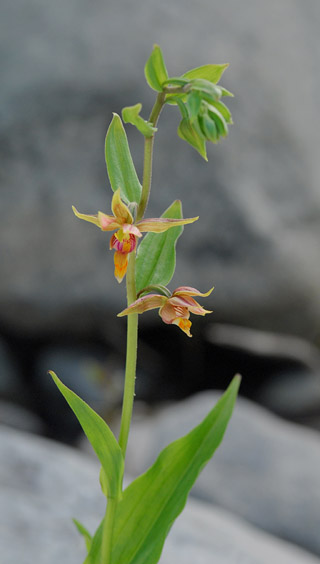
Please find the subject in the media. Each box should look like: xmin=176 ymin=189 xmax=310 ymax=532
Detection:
xmin=135 ymin=200 xmax=184 ymax=292
xmin=50 ymin=372 xmax=124 ymax=500
xmin=85 ymin=376 xmax=240 ymax=564
xmin=105 ymin=113 xmax=142 ymax=204
xmin=111 ymin=375 xmax=240 ymax=564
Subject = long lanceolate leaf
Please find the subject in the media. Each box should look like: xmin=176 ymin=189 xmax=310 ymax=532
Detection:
xmin=85 ymin=375 xmax=240 ymax=564
xmin=105 ymin=113 xmax=142 ymax=205
xmin=50 ymin=372 xmax=124 ymax=500
xmin=135 ymin=200 xmax=184 ymax=292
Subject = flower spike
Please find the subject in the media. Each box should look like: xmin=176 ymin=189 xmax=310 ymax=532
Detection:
xmin=118 ymin=286 xmax=214 ymax=337
xmin=73 ymin=190 xmax=199 ymax=283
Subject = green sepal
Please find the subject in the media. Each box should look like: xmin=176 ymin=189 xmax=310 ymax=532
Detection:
xmin=122 ymin=104 xmax=157 ymax=138
xmin=136 ymin=200 xmax=185 ymax=292
xmin=105 ymin=113 xmax=142 ymax=204
xmin=190 ymin=78 xmax=223 ymax=100
xmin=49 ymin=372 xmax=124 ymax=500
xmin=186 ymin=90 xmax=202 ymax=122
xmin=144 ymin=44 xmax=169 ymax=92
xmin=207 ymin=104 xmax=228 ymax=137
xmin=85 ymin=376 xmax=240 ymax=564
xmin=198 ymin=114 xmax=218 ymax=143
xmin=209 ymin=99 xmax=233 ymax=123
xmin=73 ymin=519 xmax=92 ymax=553
xmin=183 ymin=63 xmax=229 ymax=84
xmin=137 ymin=284 xmax=172 ymax=298
xmin=165 ymin=93 xmax=184 ymax=106
xmin=220 ymin=86 xmax=234 ymax=97
xmin=175 ymin=97 xmax=189 ymax=119
xmin=178 ymin=117 xmax=207 ymax=160
xmin=163 ymin=77 xmax=189 ymax=88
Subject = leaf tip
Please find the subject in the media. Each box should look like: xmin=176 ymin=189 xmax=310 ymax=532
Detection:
xmin=232 ymin=373 xmax=242 ymax=392
xmin=48 ymin=370 xmax=58 ymax=384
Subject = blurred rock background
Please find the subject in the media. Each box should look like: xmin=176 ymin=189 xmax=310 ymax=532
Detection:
xmin=1 ymin=0 xmax=319 ymax=431
xmin=0 ymin=0 xmax=320 ymax=562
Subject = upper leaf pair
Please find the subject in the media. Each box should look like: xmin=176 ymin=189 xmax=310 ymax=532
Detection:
xmin=73 ymin=112 xmax=199 ymax=284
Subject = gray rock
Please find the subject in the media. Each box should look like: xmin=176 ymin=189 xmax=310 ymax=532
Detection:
xmin=0 ymin=426 xmax=102 ymax=564
xmin=0 ymin=400 xmax=43 ymax=434
xmin=124 ymin=391 xmax=320 ymax=556
xmin=160 ymin=501 xmax=320 ymax=564
xmin=1 ymin=425 xmax=319 ymax=564
xmin=0 ymin=338 xmax=21 ymax=400
xmin=205 ymin=324 xmax=320 ymax=422
xmin=1 ymin=0 xmax=320 ymax=337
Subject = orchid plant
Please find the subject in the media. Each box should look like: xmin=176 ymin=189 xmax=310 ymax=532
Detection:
xmin=50 ymin=45 xmax=240 ymax=564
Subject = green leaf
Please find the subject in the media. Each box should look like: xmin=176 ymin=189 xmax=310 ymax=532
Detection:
xmin=84 ymin=522 xmax=103 ymax=564
xmin=144 ymin=44 xmax=169 ymax=92
xmin=183 ymin=63 xmax=229 ymax=84
xmin=110 ymin=375 xmax=240 ymax=564
xmin=105 ymin=113 xmax=142 ymax=204
xmin=85 ymin=376 xmax=240 ymax=564
xmin=73 ymin=519 xmax=92 ymax=553
xmin=49 ymin=372 xmax=124 ymax=499
xmin=136 ymin=200 xmax=185 ymax=292
xmin=122 ymin=104 xmax=157 ymax=138
xmin=178 ymin=117 xmax=207 ymax=160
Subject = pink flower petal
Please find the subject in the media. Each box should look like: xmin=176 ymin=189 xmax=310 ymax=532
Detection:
xmin=98 ymin=212 xmax=120 ymax=231
xmin=169 ymin=296 xmax=212 ymax=316
xmin=122 ymin=224 xmax=142 ymax=237
xmin=159 ymin=302 xmax=189 ymax=324
xmin=173 ymin=286 xmax=214 ymax=298
xmin=118 ymin=294 xmax=167 ymax=317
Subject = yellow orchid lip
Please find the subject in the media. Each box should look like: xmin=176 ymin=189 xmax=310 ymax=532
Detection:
xmin=72 ymin=189 xmax=200 ymax=283
xmin=118 ymin=286 xmax=213 ymax=336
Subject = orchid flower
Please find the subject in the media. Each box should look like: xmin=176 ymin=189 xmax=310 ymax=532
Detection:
xmin=72 ymin=189 xmax=198 ymax=283
xmin=118 ymin=286 xmax=213 ymax=337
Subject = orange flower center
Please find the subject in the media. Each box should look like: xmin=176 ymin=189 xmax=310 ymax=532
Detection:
xmin=172 ymin=317 xmax=192 ymax=337
xmin=110 ymin=232 xmax=136 ymax=254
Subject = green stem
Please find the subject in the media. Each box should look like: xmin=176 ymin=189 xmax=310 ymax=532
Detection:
xmin=101 ymin=255 xmax=138 ymax=564
xmin=101 ymin=496 xmax=117 ymax=564
xmin=136 ymin=92 xmax=166 ymax=221
xmin=118 ymin=92 xmax=165 ymax=456
xmin=118 ymin=252 xmax=138 ymax=459
xmin=101 ymin=91 xmax=164 ymax=563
